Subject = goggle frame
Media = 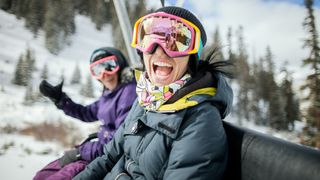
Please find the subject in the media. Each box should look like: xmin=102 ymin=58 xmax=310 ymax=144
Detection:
xmin=131 ymin=12 xmax=203 ymax=58
xmin=90 ymin=55 xmax=120 ymax=79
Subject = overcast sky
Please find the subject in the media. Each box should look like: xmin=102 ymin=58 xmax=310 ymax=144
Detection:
xmin=148 ymin=0 xmax=320 ymax=84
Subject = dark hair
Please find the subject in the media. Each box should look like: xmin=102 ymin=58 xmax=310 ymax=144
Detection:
xmin=197 ymin=47 xmax=234 ymax=79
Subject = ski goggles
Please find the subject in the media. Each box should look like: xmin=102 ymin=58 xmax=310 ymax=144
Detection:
xmin=90 ymin=55 xmax=119 ymax=79
xmin=131 ymin=12 xmax=203 ymax=58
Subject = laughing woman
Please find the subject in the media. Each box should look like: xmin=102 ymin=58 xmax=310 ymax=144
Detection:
xmin=74 ymin=6 xmax=233 ymax=180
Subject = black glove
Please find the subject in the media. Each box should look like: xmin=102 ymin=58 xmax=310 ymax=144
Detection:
xmin=58 ymin=148 xmax=81 ymax=167
xmin=39 ymin=80 xmax=64 ymax=104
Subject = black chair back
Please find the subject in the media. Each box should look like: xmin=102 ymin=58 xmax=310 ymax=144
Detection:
xmin=223 ymin=121 xmax=320 ymax=180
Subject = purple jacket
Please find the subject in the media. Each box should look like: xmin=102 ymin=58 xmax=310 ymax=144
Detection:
xmin=60 ymin=81 xmax=136 ymax=162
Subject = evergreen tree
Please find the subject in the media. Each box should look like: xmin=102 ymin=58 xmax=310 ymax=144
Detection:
xmin=250 ymin=61 xmax=264 ymax=125
xmin=301 ymin=0 xmax=320 ymax=148
xmin=74 ymin=0 xmax=90 ymax=15
xmin=225 ymin=26 xmax=237 ymax=87
xmin=92 ymin=0 xmax=110 ymax=30
xmin=41 ymin=63 xmax=48 ymax=80
xmin=80 ymin=74 xmax=94 ymax=98
xmin=12 ymin=48 xmax=35 ymax=86
xmin=23 ymin=48 xmax=35 ymax=85
xmin=61 ymin=0 xmax=75 ymax=38
xmin=0 ymin=0 xmax=12 ymax=11
xmin=261 ymin=46 xmax=285 ymax=130
xmin=87 ymin=0 xmax=98 ymax=19
xmin=12 ymin=54 xmax=25 ymax=86
xmin=253 ymin=57 xmax=270 ymax=125
xmin=44 ymin=0 xmax=75 ymax=54
xmin=226 ymin=27 xmax=236 ymax=62
xmin=44 ymin=0 xmax=63 ymax=54
xmin=70 ymin=64 xmax=81 ymax=84
xmin=25 ymin=0 xmax=46 ymax=36
xmin=265 ymin=46 xmax=275 ymax=73
xmin=268 ymin=87 xmax=285 ymax=130
xmin=259 ymin=47 xmax=275 ymax=101
xmin=10 ymin=0 xmax=29 ymax=19
xmin=280 ymin=64 xmax=300 ymax=131
xmin=235 ymin=26 xmax=251 ymax=123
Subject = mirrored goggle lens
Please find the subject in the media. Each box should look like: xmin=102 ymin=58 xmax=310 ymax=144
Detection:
xmin=137 ymin=16 xmax=193 ymax=53
xmin=91 ymin=59 xmax=119 ymax=76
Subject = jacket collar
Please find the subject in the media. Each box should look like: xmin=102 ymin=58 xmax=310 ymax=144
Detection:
xmin=124 ymin=72 xmax=217 ymax=139
xmin=141 ymin=109 xmax=187 ymax=139
xmin=124 ymin=103 xmax=186 ymax=139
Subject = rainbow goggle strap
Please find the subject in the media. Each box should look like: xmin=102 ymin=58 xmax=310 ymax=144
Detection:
xmin=131 ymin=12 xmax=203 ymax=58
xmin=90 ymin=55 xmax=120 ymax=79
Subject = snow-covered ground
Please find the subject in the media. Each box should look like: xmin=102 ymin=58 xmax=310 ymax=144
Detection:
xmin=0 ymin=134 xmax=62 ymax=180
xmin=0 ymin=8 xmax=307 ymax=180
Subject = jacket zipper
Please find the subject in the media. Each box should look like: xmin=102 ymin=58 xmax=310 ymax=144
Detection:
xmin=135 ymin=110 xmax=148 ymax=155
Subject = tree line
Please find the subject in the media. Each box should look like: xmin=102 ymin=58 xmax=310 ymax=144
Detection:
xmin=0 ymin=0 xmax=147 ymax=56
xmin=203 ymin=25 xmax=301 ymax=131
xmin=202 ymin=0 xmax=319 ymax=148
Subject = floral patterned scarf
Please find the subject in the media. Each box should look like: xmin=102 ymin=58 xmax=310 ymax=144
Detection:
xmin=135 ymin=70 xmax=191 ymax=111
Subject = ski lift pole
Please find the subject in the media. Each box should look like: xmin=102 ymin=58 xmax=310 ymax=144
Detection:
xmin=112 ymin=0 xmax=141 ymax=68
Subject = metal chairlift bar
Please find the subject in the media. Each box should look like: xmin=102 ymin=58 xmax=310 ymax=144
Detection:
xmin=112 ymin=0 xmax=142 ymax=68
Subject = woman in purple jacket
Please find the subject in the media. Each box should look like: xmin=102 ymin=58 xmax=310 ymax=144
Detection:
xmin=33 ymin=47 xmax=137 ymax=180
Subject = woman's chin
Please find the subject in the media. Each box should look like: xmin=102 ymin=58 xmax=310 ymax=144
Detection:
xmin=151 ymin=74 xmax=173 ymax=86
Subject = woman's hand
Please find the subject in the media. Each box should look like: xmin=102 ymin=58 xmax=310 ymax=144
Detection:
xmin=39 ymin=80 xmax=64 ymax=104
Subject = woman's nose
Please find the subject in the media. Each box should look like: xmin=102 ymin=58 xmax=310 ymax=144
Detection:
xmin=102 ymin=72 xmax=110 ymax=78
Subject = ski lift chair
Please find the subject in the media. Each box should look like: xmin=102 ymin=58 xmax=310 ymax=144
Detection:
xmin=222 ymin=121 xmax=320 ymax=180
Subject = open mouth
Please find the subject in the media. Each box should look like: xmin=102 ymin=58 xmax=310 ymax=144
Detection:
xmin=153 ymin=61 xmax=173 ymax=77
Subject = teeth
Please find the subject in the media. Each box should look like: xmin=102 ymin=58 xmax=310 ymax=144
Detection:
xmin=153 ymin=61 xmax=172 ymax=67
